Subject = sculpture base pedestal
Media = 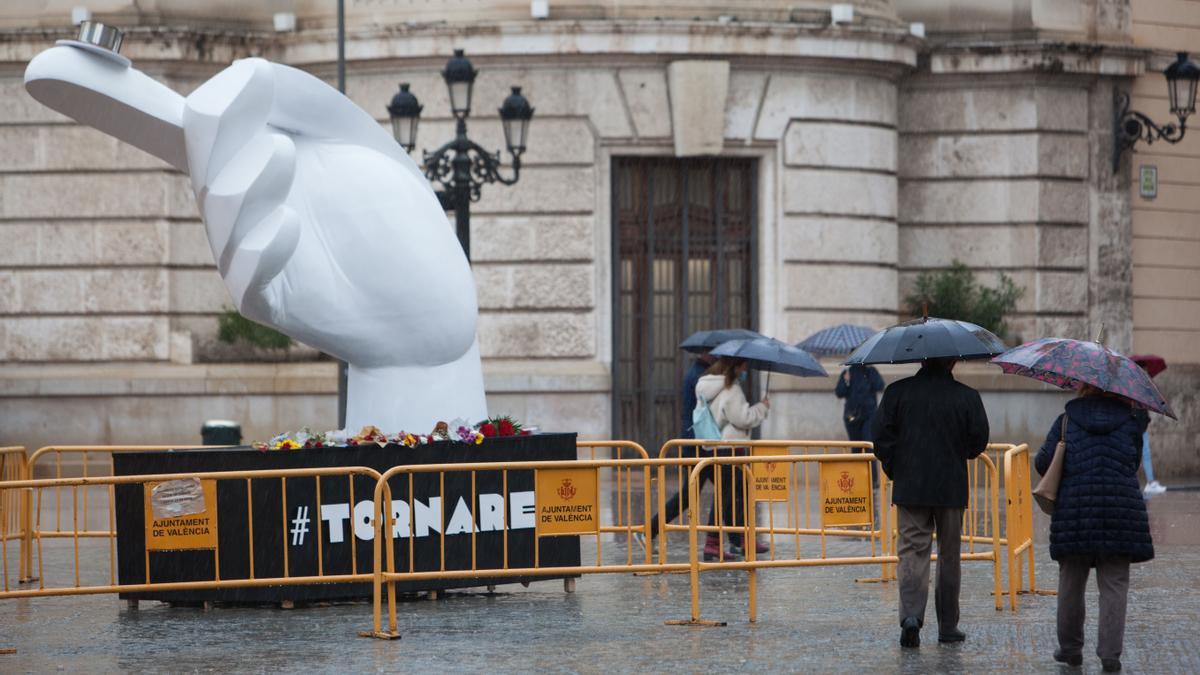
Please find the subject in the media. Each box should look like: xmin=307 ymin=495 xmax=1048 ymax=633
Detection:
xmin=113 ymin=434 xmax=580 ymax=605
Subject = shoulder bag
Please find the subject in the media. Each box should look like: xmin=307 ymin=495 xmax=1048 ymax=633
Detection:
xmin=1032 ymin=414 xmax=1069 ymax=515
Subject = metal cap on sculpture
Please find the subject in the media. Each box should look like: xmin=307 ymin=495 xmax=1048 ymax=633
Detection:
xmin=77 ymin=21 xmax=124 ymax=53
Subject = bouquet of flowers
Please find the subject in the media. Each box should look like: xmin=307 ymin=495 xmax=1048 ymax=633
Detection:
xmin=475 ymin=415 xmax=525 ymax=438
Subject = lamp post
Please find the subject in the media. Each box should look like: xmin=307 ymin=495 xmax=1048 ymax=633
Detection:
xmin=387 ymin=49 xmax=534 ymax=260
xmin=1114 ymin=51 xmax=1200 ymax=171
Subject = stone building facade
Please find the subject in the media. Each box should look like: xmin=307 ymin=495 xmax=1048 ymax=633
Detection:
xmin=0 ymin=1 xmax=1194 ymax=475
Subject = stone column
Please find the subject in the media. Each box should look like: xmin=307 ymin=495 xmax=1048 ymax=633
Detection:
xmin=1089 ymin=76 xmax=1135 ymax=354
xmin=898 ymin=75 xmax=1096 ymax=345
xmin=754 ymin=72 xmax=901 ymax=341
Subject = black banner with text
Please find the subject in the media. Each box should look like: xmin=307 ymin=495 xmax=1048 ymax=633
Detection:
xmin=113 ymin=434 xmax=580 ymax=603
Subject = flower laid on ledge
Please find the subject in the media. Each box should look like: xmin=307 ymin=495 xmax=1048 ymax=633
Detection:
xmin=257 ymin=417 xmax=525 ymax=451
xmin=476 ymin=415 xmax=526 ymax=438
xmin=456 ymin=423 xmax=485 ymax=445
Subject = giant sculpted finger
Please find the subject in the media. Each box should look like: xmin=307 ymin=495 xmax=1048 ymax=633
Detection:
xmin=26 ymin=41 xmax=488 ymax=432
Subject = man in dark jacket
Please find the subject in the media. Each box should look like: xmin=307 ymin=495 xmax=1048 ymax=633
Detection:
xmin=872 ymin=357 xmax=989 ymax=648
xmin=836 ymin=364 xmax=886 ymax=486
xmin=835 ymin=364 xmax=885 ymax=442
xmin=1035 ymin=392 xmax=1152 ymax=672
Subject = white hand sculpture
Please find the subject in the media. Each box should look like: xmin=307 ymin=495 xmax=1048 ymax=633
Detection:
xmin=25 ymin=43 xmax=488 ymax=433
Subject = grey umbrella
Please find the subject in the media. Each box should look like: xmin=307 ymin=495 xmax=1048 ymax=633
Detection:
xmin=679 ymin=328 xmax=764 ymax=354
xmin=710 ymin=337 xmax=828 ymax=393
xmin=844 ymin=317 xmax=1006 ymax=365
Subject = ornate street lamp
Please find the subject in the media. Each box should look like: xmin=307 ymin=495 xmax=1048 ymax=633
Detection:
xmin=499 ymin=86 xmax=534 ymax=155
xmin=386 ymin=83 xmax=421 ymax=153
xmin=1114 ymin=51 xmax=1200 ymax=170
xmin=386 ymin=49 xmax=533 ymax=260
xmin=442 ymin=48 xmax=477 ymax=118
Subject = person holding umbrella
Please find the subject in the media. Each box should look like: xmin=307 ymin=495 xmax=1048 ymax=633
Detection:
xmin=994 ymin=338 xmax=1172 ymax=672
xmin=703 ymin=337 xmax=826 ymax=558
xmin=848 ymin=317 xmax=1002 ymax=648
xmin=836 ymin=364 xmax=885 ymax=488
xmin=693 ymin=355 xmax=770 ymax=559
xmin=646 ymin=329 xmax=761 ymax=556
xmin=835 ymin=366 xmax=885 ymax=443
xmin=798 ymin=324 xmax=885 ymax=446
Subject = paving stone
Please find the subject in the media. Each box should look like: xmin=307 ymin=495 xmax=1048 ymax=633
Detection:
xmin=3 ymin=486 xmax=1196 ymax=672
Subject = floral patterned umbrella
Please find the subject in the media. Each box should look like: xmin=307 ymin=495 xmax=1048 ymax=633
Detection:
xmin=992 ymin=338 xmax=1175 ymax=418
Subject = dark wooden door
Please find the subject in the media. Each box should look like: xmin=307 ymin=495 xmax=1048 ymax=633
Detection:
xmin=612 ymin=157 xmax=758 ymax=453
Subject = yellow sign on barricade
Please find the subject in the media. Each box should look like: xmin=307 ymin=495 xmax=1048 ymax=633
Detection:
xmin=536 ymin=467 xmax=599 ymax=535
xmin=751 ymin=447 xmax=790 ymax=502
xmin=143 ymin=478 xmax=218 ymax=551
xmin=819 ymin=461 xmax=872 ymax=527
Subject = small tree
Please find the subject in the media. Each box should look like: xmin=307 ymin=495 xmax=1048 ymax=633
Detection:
xmin=905 ymin=260 xmax=1024 ymax=340
xmin=217 ymin=309 xmax=292 ymax=350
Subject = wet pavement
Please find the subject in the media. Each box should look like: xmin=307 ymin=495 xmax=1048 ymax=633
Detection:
xmin=3 ymin=488 xmax=1199 ymax=673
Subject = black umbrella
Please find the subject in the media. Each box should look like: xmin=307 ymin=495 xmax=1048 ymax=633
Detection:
xmin=679 ymin=328 xmax=763 ymax=354
xmin=710 ymin=337 xmax=827 ymax=394
xmin=844 ymin=317 xmax=1005 ymax=365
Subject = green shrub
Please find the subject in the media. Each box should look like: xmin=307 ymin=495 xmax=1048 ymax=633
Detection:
xmin=905 ymin=261 xmax=1025 ymax=340
xmin=217 ymin=309 xmax=292 ymax=350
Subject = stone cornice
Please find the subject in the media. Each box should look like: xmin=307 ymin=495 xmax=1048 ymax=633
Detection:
xmin=924 ymin=40 xmax=1149 ymax=78
xmin=279 ymin=19 xmax=920 ymax=70
xmin=0 ymin=19 xmax=920 ymax=72
xmin=0 ymin=25 xmax=272 ymax=66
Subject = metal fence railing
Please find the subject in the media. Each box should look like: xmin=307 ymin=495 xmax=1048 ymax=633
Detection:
xmin=1 ymin=447 xmax=31 ymax=587
xmin=0 ymin=438 xmax=1039 ymax=639
xmin=661 ymin=451 xmax=1003 ymax=626
xmin=0 ymin=466 xmax=382 ymax=600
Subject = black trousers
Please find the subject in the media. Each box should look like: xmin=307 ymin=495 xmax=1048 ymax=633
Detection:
xmin=651 ymin=451 xmax=745 ymax=545
xmin=843 ymin=412 xmax=874 ymax=444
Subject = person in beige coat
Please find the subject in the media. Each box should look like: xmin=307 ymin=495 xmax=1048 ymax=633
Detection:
xmin=694 ymin=357 xmax=770 ymax=560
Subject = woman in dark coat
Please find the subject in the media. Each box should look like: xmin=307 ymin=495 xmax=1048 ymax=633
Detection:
xmin=1035 ymin=386 xmax=1153 ymax=672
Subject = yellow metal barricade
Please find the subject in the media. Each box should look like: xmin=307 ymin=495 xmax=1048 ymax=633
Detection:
xmin=22 ymin=446 xmax=218 ymax=584
xmin=667 ymin=451 xmax=1003 ymax=626
xmin=577 ymin=441 xmax=653 ymax=567
xmin=0 ymin=447 xmax=31 ymax=585
xmin=1 ymin=438 xmax=1027 ymax=636
xmin=364 ymin=454 xmax=687 ymax=639
xmin=654 ymin=440 xmax=883 ymax=570
xmin=1002 ymin=443 xmax=1050 ymax=608
xmin=0 ymin=465 xmax=381 ymax=600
